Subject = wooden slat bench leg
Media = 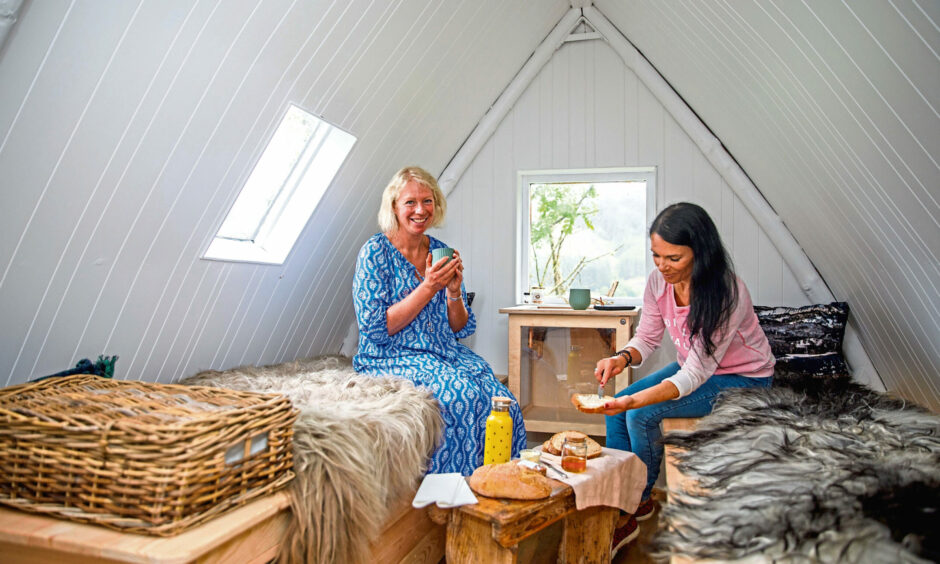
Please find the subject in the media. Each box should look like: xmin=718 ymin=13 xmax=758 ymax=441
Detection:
xmin=662 ymin=418 xmax=702 ymax=564
xmin=662 ymin=418 xmax=701 ymax=501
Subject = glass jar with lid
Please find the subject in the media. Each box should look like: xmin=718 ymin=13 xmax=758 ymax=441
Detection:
xmin=561 ymin=435 xmax=588 ymax=473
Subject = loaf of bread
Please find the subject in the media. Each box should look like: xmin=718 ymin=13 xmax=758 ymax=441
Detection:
xmin=571 ymin=393 xmax=616 ymax=414
xmin=468 ymin=462 xmax=553 ymax=500
xmin=541 ymin=430 xmax=603 ymax=459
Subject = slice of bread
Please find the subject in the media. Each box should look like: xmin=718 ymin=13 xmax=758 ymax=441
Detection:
xmin=541 ymin=430 xmax=603 ymax=459
xmin=571 ymin=393 xmax=616 ymax=414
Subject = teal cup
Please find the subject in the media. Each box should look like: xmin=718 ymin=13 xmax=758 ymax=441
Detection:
xmin=432 ymin=247 xmax=454 ymax=264
xmin=568 ymin=288 xmax=591 ymax=310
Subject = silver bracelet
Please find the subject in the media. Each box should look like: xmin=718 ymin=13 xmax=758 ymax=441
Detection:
xmin=447 ymin=295 xmax=461 ymax=302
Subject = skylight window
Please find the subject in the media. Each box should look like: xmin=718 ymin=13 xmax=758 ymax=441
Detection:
xmin=204 ymin=104 xmax=356 ymax=264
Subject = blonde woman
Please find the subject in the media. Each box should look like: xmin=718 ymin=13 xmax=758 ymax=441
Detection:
xmin=352 ymin=166 xmax=525 ymax=475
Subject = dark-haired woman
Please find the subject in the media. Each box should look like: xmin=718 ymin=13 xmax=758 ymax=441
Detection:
xmin=595 ymin=202 xmax=774 ymax=553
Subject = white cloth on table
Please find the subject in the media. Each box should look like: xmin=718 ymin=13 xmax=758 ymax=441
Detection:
xmin=538 ymin=446 xmax=647 ymax=513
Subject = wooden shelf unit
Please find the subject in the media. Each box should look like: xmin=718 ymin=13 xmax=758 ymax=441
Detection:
xmin=499 ymin=306 xmax=638 ymax=437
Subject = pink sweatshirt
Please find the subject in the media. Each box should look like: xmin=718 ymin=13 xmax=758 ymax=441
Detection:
xmin=626 ymin=270 xmax=775 ymax=397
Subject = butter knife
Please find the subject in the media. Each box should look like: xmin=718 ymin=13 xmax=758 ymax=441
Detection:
xmin=598 ymin=383 xmax=604 ymax=399
xmin=540 ymin=458 xmax=568 ymax=479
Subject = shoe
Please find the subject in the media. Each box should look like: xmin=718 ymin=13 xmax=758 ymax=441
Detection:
xmin=611 ymin=516 xmax=639 ymax=558
xmin=634 ymin=497 xmax=658 ymax=522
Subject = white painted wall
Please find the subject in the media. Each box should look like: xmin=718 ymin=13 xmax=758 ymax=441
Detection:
xmin=435 ymin=37 xmax=809 ymax=380
xmin=0 ymin=0 xmax=569 ymax=385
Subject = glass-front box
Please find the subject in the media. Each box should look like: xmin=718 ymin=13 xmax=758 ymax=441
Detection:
xmin=518 ymin=326 xmax=617 ymax=436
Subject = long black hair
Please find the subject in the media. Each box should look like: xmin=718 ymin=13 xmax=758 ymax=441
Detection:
xmin=650 ymin=202 xmax=737 ymax=357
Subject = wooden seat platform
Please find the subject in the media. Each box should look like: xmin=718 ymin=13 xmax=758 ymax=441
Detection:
xmin=0 ymin=488 xmax=443 ymax=564
xmin=0 ymin=491 xmax=292 ymax=564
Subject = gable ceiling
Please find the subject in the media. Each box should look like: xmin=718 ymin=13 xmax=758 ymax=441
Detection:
xmin=0 ymin=1 xmax=936 ymax=411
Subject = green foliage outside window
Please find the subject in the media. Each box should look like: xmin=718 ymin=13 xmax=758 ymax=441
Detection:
xmin=528 ymin=181 xmax=648 ymax=299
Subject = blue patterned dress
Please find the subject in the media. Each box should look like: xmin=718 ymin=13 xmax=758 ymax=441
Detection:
xmin=352 ymin=233 xmax=526 ymax=475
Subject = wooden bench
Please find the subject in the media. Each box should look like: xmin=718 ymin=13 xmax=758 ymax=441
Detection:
xmin=0 ymin=489 xmax=443 ymax=564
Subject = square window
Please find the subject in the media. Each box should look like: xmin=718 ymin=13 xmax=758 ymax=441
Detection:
xmin=517 ymin=168 xmax=656 ymax=304
xmin=204 ymin=104 xmax=356 ymax=264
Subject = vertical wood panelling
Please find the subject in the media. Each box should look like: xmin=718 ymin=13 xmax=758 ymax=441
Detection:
xmin=595 ymin=40 xmax=624 ymax=167
xmin=437 ymin=38 xmax=809 ymax=377
xmin=568 ymin=41 xmax=587 ymax=168
xmin=552 ymin=46 xmax=570 ymax=168
xmin=597 ymin=0 xmax=938 ymax=410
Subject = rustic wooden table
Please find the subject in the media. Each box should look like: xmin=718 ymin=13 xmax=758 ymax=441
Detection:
xmin=429 ymin=478 xmax=617 ymax=564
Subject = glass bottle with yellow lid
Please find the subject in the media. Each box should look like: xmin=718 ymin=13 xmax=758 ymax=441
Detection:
xmin=483 ymin=396 xmax=513 ymax=465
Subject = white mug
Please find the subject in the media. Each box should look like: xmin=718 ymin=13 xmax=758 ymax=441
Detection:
xmin=531 ymin=287 xmax=545 ymax=304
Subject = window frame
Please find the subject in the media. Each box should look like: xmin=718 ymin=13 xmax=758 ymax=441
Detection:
xmin=515 ymin=167 xmax=657 ymax=304
xmin=202 ymin=103 xmax=356 ymax=265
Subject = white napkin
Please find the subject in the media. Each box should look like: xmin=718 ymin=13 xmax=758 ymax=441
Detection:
xmin=411 ymin=473 xmax=478 ymax=508
xmin=539 ymin=447 xmax=647 ymax=513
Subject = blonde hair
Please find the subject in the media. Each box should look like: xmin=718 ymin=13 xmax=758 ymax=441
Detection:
xmin=377 ymin=166 xmax=447 ymax=233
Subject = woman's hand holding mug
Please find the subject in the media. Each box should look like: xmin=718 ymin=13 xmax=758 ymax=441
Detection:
xmin=423 ymin=249 xmax=461 ymax=293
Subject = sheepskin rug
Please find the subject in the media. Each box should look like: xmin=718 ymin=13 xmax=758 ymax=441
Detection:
xmin=183 ymin=355 xmax=442 ymax=564
xmin=654 ymin=372 xmax=940 ymax=563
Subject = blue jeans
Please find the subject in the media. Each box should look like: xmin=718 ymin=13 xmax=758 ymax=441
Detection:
xmin=606 ymin=362 xmax=772 ymax=500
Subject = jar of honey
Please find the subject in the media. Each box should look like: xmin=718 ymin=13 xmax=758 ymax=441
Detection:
xmin=561 ymin=435 xmax=588 ymax=473
xmin=483 ymin=396 xmax=513 ymax=465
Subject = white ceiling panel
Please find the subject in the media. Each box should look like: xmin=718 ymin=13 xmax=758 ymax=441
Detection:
xmin=596 ymin=0 xmax=939 ymax=410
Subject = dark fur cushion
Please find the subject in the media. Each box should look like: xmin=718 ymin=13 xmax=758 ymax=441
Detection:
xmin=653 ymin=372 xmax=940 ymax=562
xmin=755 ymin=302 xmax=850 ymax=377
xmin=774 ymin=351 xmax=849 ymax=377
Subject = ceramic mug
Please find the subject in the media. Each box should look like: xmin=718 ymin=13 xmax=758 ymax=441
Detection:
xmin=568 ymin=288 xmax=591 ymax=310
xmin=530 ymin=287 xmax=545 ymax=304
xmin=431 ymin=247 xmax=454 ymax=264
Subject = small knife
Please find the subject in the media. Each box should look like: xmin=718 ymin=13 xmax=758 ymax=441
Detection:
xmin=598 ymin=383 xmax=604 ymax=399
xmin=540 ymin=458 xmax=568 ymax=479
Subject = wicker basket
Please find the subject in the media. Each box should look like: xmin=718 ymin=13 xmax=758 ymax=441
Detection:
xmin=0 ymin=374 xmax=296 ymax=535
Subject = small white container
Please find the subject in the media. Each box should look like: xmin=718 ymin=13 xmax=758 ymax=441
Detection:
xmin=531 ymin=287 xmax=545 ymax=304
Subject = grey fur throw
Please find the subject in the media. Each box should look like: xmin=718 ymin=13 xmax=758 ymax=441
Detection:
xmin=184 ymin=355 xmax=442 ymax=564
xmin=654 ymin=372 xmax=939 ymax=563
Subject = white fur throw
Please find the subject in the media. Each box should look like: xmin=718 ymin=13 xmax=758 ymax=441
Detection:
xmin=654 ymin=373 xmax=939 ymax=563
xmin=184 ymin=355 xmax=442 ymax=564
